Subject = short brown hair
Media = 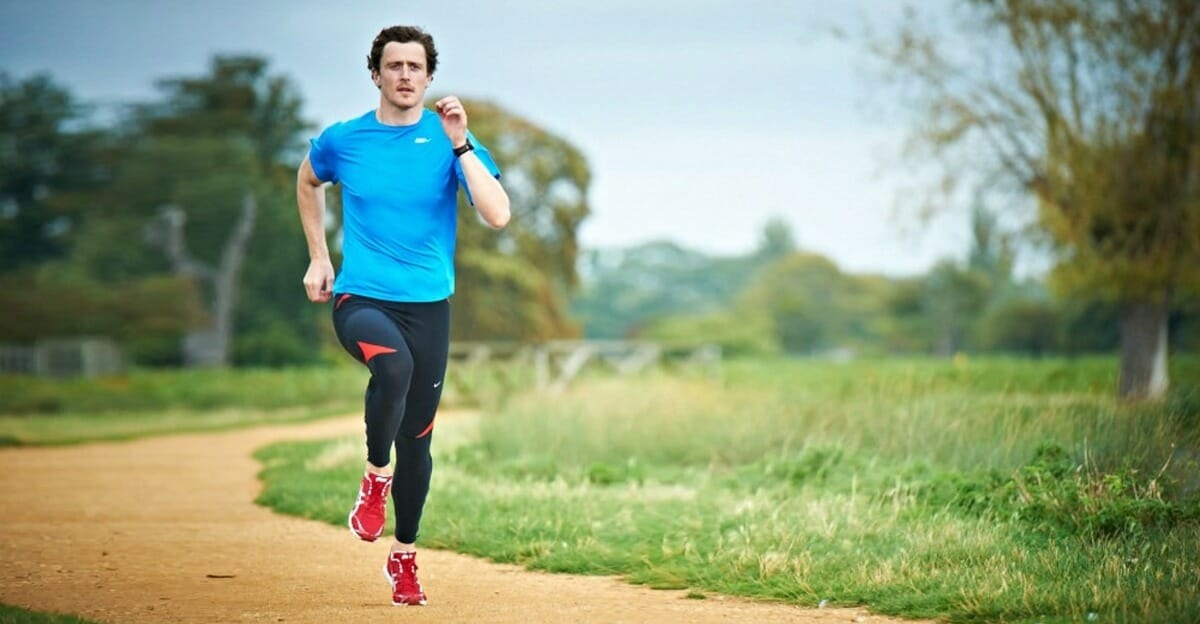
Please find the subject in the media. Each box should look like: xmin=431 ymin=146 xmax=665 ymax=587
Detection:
xmin=367 ymin=26 xmax=438 ymax=76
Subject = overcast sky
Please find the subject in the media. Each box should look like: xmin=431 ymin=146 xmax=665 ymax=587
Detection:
xmin=0 ymin=0 xmax=973 ymax=276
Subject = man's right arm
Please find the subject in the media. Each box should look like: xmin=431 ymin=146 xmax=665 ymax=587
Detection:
xmin=297 ymin=154 xmax=335 ymax=303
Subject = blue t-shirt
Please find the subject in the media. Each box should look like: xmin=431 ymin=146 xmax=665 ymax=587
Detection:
xmin=308 ymin=108 xmax=501 ymax=302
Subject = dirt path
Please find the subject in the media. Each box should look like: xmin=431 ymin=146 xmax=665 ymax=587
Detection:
xmin=0 ymin=414 xmax=930 ymax=624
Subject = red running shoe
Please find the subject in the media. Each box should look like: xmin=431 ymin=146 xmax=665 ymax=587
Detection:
xmin=384 ymin=551 xmax=428 ymax=606
xmin=347 ymin=473 xmax=391 ymax=542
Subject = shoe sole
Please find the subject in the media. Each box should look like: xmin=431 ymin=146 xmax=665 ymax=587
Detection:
xmin=382 ymin=563 xmax=427 ymax=606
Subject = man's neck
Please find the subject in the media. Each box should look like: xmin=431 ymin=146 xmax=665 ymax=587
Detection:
xmin=376 ymin=101 xmax=424 ymax=126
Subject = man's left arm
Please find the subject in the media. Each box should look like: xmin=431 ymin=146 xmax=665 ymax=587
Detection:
xmin=436 ymin=95 xmax=510 ymax=229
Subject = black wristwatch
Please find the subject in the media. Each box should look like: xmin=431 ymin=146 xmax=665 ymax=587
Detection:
xmin=453 ymin=138 xmax=474 ymax=157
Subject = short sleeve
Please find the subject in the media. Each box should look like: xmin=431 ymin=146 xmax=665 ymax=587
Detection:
xmin=308 ymin=125 xmax=339 ymax=184
xmin=454 ymin=130 xmax=501 ymax=205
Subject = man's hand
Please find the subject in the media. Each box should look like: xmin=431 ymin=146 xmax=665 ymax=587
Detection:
xmin=435 ymin=95 xmax=468 ymax=147
xmin=303 ymin=258 xmax=335 ymax=303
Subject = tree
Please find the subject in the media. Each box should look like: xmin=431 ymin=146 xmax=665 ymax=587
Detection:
xmin=977 ymin=295 xmax=1059 ymax=355
xmin=923 ymin=259 xmax=992 ymax=355
xmin=572 ymin=221 xmax=795 ymax=340
xmin=64 ymin=56 xmax=313 ymax=366
xmin=0 ymin=74 xmax=205 ymax=361
xmin=882 ymin=275 xmax=947 ymax=353
xmin=139 ymin=56 xmax=312 ymax=367
xmin=642 ymin=309 xmax=778 ymax=357
xmin=755 ymin=216 xmax=798 ymax=262
xmin=444 ymin=99 xmax=591 ymax=340
xmin=0 ymin=73 xmax=105 ymax=272
xmin=966 ymin=202 xmax=1015 ymax=282
xmin=742 ymin=252 xmax=891 ymax=354
xmin=877 ymin=0 xmax=1200 ymax=399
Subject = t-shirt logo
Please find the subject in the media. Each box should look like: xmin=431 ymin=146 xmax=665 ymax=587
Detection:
xmin=414 ymin=137 xmax=431 ymax=144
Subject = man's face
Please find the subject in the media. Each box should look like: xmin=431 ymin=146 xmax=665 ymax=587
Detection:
xmin=373 ymin=41 xmax=431 ymax=110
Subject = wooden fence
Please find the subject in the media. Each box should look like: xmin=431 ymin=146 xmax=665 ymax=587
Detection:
xmin=447 ymin=340 xmax=720 ymax=396
xmin=0 ymin=337 xmax=718 ymax=394
xmin=0 ymin=338 xmax=125 ymax=378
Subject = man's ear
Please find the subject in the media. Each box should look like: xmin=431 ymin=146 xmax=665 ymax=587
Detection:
xmin=371 ymin=70 xmax=382 ymax=89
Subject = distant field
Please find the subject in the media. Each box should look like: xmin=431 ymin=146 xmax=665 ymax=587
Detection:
xmin=257 ymin=356 xmax=1200 ymax=624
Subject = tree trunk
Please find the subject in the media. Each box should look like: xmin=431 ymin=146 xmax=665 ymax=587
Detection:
xmin=1118 ymin=298 xmax=1169 ymax=400
xmin=207 ymin=191 xmax=257 ymax=366
xmin=154 ymin=192 xmax=256 ymax=368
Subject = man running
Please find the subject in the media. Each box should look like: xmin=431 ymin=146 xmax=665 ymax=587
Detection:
xmin=295 ymin=24 xmax=509 ymax=606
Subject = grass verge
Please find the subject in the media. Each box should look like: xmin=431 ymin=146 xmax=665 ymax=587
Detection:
xmin=0 ymin=365 xmax=368 ymax=446
xmin=0 ymin=403 xmax=356 ymax=446
xmin=0 ymin=604 xmax=99 ymax=624
xmin=0 ymin=366 xmax=367 ymax=415
xmin=256 ymin=356 xmax=1200 ymax=623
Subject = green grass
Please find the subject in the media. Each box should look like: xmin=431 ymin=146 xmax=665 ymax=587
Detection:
xmin=0 ymin=365 xmax=369 ymax=446
xmin=0 ymin=604 xmax=98 ymax=624
xmin=259 ymin=356 xmax=1200 ymax=622
xmin=0 ymin=366 xmax=368 ymax=414
xmin=0 ymin=403 xmax=357 ymax=446
xmin=0 ymin=362 xmax=510 ymax=446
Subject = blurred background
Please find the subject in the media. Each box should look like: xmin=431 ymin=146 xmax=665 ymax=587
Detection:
xmin=0 ymin=0 xmax=1196 ymax=397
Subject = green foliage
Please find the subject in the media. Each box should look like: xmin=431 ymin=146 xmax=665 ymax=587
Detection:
xmin=232 ymin=316 xmax=322 ymax=367
xmin=576 ymin=207 xmax=1196 ymax=358
xmin=259 ymin=356 xmax=1200 ymax=622
xmin=0 ymin=73 xmax=106 ymax=272
xmin=879 ymin=0 xmax=1200 ymax=301
xmin=0 ymin=58 xmax=332 ymax=366
xmin=876 ymin=0 xmax=1200 ymax=396
xmin=447 ymin=98 xmax=590 ymax=340
xmin=922 ymin=260 xmax=993 ymax=353
xmin=452 ymin=248 xmax=563 ymax=341
xmin=641 ymin=310 xmax=777 ymax=357
xmin=743 ymin=252 xmax=892 ymax=354
xmin=572 ymin=225 xmax=791 ymax=340
xmin=142 ymin=56 xmax=309 ymax=168
xmin=0 ymin=269 xmax=203 ymax=363
xmin=977 ymin=293 xmax=1060 ymax=355
xmin=126 ymin=57 xmax=316 ymax=366
xmin=755 ymin=216 xmax=796 ymax=262
xmin=1172 ymin=294 xmax=1200 ymax=352
xmin=232 ymin=190 xmax=325 ymax=366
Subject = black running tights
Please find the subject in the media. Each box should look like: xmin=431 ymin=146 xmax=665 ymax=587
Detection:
xmin=331 ymin=293 xmax=449 ymax=544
